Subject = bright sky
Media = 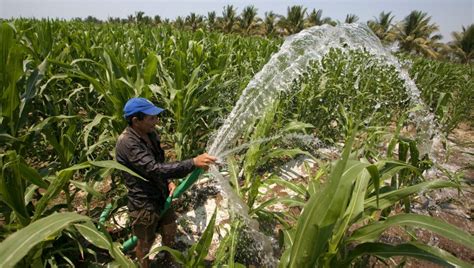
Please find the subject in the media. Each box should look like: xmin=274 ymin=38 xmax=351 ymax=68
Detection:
xmin=1 ymin=0 xmax=473 ymax=41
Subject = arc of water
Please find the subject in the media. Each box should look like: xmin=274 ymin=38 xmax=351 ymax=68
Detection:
xmin=208 ymin=24 xmax=435 ymax=158
xmin=205 ymin=23 xmax=437 ymax=266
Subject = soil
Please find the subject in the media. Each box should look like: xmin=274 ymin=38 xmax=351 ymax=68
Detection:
xmin=373 ymin=122 xmax=474 ymax=266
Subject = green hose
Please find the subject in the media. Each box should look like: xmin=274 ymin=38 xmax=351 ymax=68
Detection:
xmin=119 ymin=168 xmax=204 ymax=252
xmin=122 ymin=236 xmax=138 ymax=251
xmin=162 ymin=168 xmax=204 ymax=213
xmin=99 ymin=203 xmax=113 ymax=225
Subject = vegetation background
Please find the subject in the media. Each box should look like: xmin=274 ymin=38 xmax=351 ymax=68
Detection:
xmin=0 ymin=4 xmax=473 ymax=267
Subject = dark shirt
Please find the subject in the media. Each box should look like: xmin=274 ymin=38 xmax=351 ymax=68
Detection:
xmin=115 ymin=126 xmax=195 ymax=212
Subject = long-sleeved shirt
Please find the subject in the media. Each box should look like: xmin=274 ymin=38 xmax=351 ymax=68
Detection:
xmin=115 ymin=126 xmax=195 ymax=212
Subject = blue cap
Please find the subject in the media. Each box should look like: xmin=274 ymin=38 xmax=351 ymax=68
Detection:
xmin=123 ymin=97 xmax=164 ymax=118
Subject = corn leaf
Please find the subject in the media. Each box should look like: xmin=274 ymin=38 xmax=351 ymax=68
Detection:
xmin=341 ymin=242 xmax=471 ymax=268
xmin=327 ymin=165 xmax=372 ymax=258
xmin=264 ymin=175 xmax=307 ymax=197
xmin=285 ymin=134 xmax=357 ymax=267
xmin=70 ymin=180 xmax=102 ymax=197
xmin=0 ymin=212 xmax=89 ymax=268
xmin=74 ymin=221 xmax=135 ymax=267
xmin=191 ymin=208 xmax=217 ymax=267
xmin=89 ymin=160 xmax=147 ymax=181
xmin=0 ymin=151 xmax=30 ymax=226
xmin=349 ymin=213 xmax=474 ymax=250
xmin=364 ymin=180 xmax=459 ymax=213
xmin=146 ymin=246 xmax=186 ymax=264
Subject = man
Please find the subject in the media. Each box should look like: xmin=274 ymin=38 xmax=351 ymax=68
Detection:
xmin=115 ymin=97 xmax=216 ymax=267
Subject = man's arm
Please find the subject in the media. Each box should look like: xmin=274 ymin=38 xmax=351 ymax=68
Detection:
xmin=123 ymin=142 xmax=195 ymax=181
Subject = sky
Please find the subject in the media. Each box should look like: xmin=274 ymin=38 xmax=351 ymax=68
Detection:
xmin=1 ymin=0 xmax=473 ymax=41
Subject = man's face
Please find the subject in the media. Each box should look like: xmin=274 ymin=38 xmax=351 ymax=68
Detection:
xmin=135 ymin=115 xmax=159 ymax=134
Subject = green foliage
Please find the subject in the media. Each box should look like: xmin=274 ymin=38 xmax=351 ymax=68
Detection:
xmin=0 ymin=18 xmax=472 ymax=267
xmin=223 ymin=98 xmax=313 ymax=216
xmin=283 ymin=49 xmax=409 ymax=143
xmin=0 ymin=22 xmax=48 ymax=140
xmin=0 ymin=213 xmax=80 ymax=266
xmin=280 ymin=6 xmax=307 ymax=35
xmin=0 ymin=157 xmax=147 ymax=266
xmin=367 ymin=11 xmax=396 ymax=44
xmin=277 ymin=136 xmax=471 ymax=267
xmin=0 ymin=19 xmax=280 ymax=267
xmin=349 ymin=214 xmax=474 ymax=249
xmin=32 ymin=160 xmax=145 ymax=220
xmin=344 ymin=242 xmax=471 ymax=267
xmin=0 ymin=151 xmax=32 ymax=226
xmin=450 ymin=24 xmax=474 ymax=63
xmin=74 ymin=221 xmax=135 ymax=267
xmin=410 ymin=56 xmax=474 ymax=132
xmin=281 ymin=132 xmax=358 ymax=267
xmin=213 ymin=216 xmax=244 ymax=267
xmin=0 ymin=212 xmax=133 ymax=267
xmin=394 ymin=10 xmax=442 ymax=59
xmin=2 ymin=20 xmax=279 ymax=161
xmin=146 ymin=208 xmax=217 ymax=267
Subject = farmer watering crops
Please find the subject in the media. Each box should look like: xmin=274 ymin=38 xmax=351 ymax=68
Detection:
xmin=116 ymin=97 xmax=217 ymax=267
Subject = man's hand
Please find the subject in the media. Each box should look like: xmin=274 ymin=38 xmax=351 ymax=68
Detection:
xmin=193 ymin=153 xmax=217 ymax=170
xmin=168 ymin=181 xmax=176 ymax=197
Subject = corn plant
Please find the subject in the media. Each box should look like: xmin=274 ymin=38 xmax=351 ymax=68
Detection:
xmin=22 ymin=20 xmax=280 ymax=160
xmin=2 ymin=17 xmax=472 ymax=267
xmin=278 ymin=133 xmax=472 ymax=267
xmin=213 ymin=215 xmax=245 ymax=267
xmin=0 ymin=212 xmax=135 ymax=267
xmin=146 ymin=208 xmax=217 ymax=267
xmin=220 ymin=98 xmax=313 ymax=216
xmin=32 ymin=160 xmax=144 ymax=220
xmin=0 ymin=157 xmax=143 ymax=265
xmin=0 ymin=22 xmax=48 ymax=149
xmin=282 ymin=49 xmax=410 ymax=144
xmin=0 ymin=151 xmax=41 ymax=227
xmin=409 ymin=56 xmax=474 ymax=133
xmin=151 ymin=56 xmax=229 ymax=159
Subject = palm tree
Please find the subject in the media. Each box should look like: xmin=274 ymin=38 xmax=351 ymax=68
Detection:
xmin=127 ymin=15 xmax=134 ymax=24
xmin=221 ymin=5 xmax=238 ymax=33
xmin=306 ymin=9 xmax=323 ymax=27
xmin=368 ymin=11 xmax=396 ymax=44
xmin=264 ymin=11 xmax=279 ymax=36
xmin=135 ymin=11 xmax=145 ymax=24
xmin=142 ymin=16 xmax=152 ymax=25
xmin=108 ymin=17 xmax=121 ymax=24
xmin=394 ymin=10 xmax=442 ymax=58
xmin=449 ymin=24 xmax=474 ymax=63
xmin=239 ymin=5 xmax=260 ymax=35
xmin=85 ymin=16 xmax=101 ymax=23
xmin=185 ymin=13 xmax=204 ymax=31
xmin=279 ymin=5 xmax=307 ymax=35
xmin=174 ymin=16 xmax=185 ymax=29
xmin=207 ymin=11 xmax=217 ymax=31
xmin=322 ymin=17 xmax=337 ymax=26
xmin=306 ymin=9 xmax=335 ymax=27
xmin=154 ymin=15 xmax=162 ymax=25
xmin=345 ymin=14 xmax=359 ymax=23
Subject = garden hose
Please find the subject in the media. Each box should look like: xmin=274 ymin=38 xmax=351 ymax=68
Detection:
xmin=99 ymin=203 xmax=113 ymax=225
xmin=99 ymin=168 xmax=204 ymax=252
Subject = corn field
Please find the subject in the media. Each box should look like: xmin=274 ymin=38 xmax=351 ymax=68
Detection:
xmin=0 ymin=19 xmax=473 ymax=267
